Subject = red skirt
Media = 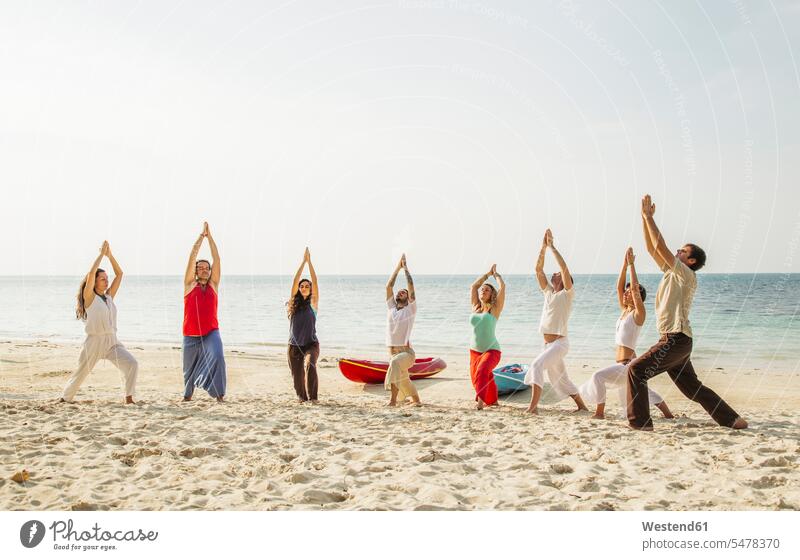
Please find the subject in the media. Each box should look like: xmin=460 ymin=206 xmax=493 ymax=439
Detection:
xmin=469 ymin=349 xmax=501 ymax=406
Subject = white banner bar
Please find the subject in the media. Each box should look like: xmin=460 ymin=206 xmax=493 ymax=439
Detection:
xmin=1 ymin=511 xmax=797 ymax=559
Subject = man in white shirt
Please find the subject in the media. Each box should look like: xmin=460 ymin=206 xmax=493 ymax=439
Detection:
xmin=525 ymin=229 xmax=589 ymax=414
xmin=385 ymin=254 xmax=421 ymax=407
xmin=627 ymin=195 xmax=747 ymax=431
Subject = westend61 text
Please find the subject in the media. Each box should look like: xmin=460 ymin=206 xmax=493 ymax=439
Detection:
xmin=50 ymin=520 xmax=159 ymax=542
xmin=642 ymin=521 xmax=708 ymax=532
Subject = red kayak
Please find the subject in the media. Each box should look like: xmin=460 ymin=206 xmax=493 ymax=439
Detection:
xmin=338 ymin=357 xmax=447 ymax=384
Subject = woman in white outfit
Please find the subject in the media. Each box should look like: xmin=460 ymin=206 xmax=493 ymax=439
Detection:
xmin=525 ymin=229 xmax=588 ymax=414
xmin=579 ymin=248 xmax=674 ymax=420
xmin=60 ymin=241 xmax=138 ymax=404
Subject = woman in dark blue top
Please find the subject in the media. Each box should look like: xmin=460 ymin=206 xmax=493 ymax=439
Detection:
xmin=287 ymin=247 xmax=320 ymax=403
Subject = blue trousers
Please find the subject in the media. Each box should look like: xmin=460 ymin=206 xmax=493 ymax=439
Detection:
xmin=183 ymin=329 xmax=227 ymax=399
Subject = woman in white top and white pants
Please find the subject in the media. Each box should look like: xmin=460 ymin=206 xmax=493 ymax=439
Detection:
xmin=579 ymin=248 xmax=673 ymax=419
xmin=60 ymin=241 xmax=138 ymax=404
xmin=525 ymin=230 xmax=588 ymax=414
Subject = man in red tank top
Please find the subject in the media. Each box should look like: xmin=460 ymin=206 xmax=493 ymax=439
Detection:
xmin=182 ymin=222 xmax=227 ymax=402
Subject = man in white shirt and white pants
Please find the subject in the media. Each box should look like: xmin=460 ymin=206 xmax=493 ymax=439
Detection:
xmin=525 ymin=230 xmax=589 ymax=414
xmin=385 ymin=254 xmax=422 ymax=407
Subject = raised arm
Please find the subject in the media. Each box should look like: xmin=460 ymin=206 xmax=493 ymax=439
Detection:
xmin=386 ymin=257 xmax=402 ymax=302
xmin=184 ymin=230 xmax=205 ymax=288
xmin=205 ymin=222 xmax=221 ymax=287
xmin=307 ymin=250 xmax=319 ymax=309
xmin=616 ymin=250 xmax=628 ymax=310
xmin=83 ymin=241 xmax=108 ymax=309
xmin=627 ymin=248 xmax=646 ymax=326
xmin=535 ymin=232 xmax=549 ymax=291
xmin=106 ymin=244 xmax=124 ymax=299
xmin=642 ymin=195 xmax=674 ymax=269
xmin=642 ymin=214 xmax=657 ymax=260
xmin=492 ymin=265 xmax=506 ymax=318
xmin=548 ymin=231 xmax=573 ymax=291
xmin=471 ymin=269 xmax=491 ymax=309
xmin=291 ymin=248 xmax=308 ymax=299
xmin=401 ymin=254 xmax=415 ymax=303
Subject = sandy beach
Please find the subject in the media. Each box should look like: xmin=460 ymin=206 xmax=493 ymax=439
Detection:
xmin=1 ymin=339 xmax=798 ymax=511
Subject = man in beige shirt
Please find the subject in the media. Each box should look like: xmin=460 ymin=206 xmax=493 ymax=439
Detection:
xmin=626 ymin=195 xmax=748 ymax=431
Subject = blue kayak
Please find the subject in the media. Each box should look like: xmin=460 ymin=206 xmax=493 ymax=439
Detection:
xmin=493 ymin=364 xmax=530 ymax=395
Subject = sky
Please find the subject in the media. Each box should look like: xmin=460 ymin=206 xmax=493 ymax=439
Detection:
xmin=1 ymin=0 xmax=799 ymax=276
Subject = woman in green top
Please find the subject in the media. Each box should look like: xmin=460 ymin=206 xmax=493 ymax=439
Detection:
xmin=469 ymin=265 xmax=506 ymax=409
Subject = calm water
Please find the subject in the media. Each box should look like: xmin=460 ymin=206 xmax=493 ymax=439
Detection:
xmin=0 ymin=275 xmax=798 ymax=371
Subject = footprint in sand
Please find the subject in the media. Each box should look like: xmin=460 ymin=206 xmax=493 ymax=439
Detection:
xmin=759 ymin=456 xmax=793 ymax=468
xmin=297 ymin=489 xmax=347 ymax=504
xmin=70 ymin=501 xmax=98 ymax=511
xmin=749 ymin=475 xmax=788 ymax=489
xmin=550 ymin=464 xmax=574 ymax=474
xmin=179 ymin=448 xmax=212 ymax=459
xmin=668 ymin=481 xmax=690 ymax=490
xmin=579 ymin=480 xmax=600 ymax=492
xmin=592 ymin=501 xmax=616 ymax=511
xmin=285 ymin=472 xmax=315 ymax=484
xmin=112 ymin=448 xmax=163 ymax=466
xmin=757 ymin=447 xmax=786 ymax=454
xmin=643 ymin=499 xmax=672 ymax=510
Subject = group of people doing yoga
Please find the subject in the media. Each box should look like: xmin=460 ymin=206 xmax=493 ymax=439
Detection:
xmin=59 ymin=195 xmax=748 ymax=432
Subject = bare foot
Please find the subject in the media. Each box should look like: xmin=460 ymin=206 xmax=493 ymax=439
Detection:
xmin=732 ymin=417 xmax=748 ymax=429
xmin=662 ymin=412 xmax=675 ymax=419
xmin=408 ymin=401 xmax=422 ymax=407
xmin=525 ymin=406 xmax=538 ymax=415
xmin=183 ymin=396 xmax=192 ymax=402
xmin=296 ymin=398 xmax=306 ymax=404
xmin=592 ymin=413 xmax=605 ymax=420
xmin=310 ymin=399 xmax=319 ymax=405
xmin=656 ymin=402 xmax=675 ymax=419
xmin=386 ymin=401 xmax=397 ymax=407
xmin=125 ymin=396 xmax=135 ymax=405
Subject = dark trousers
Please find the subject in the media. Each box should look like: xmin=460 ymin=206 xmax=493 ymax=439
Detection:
xmin=627 ymin=333 xmax=740 ymax=429
xmin=287 ymin=342 xmax=319 ymax=401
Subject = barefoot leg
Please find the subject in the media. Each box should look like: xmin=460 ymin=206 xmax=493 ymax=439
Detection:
xmin=656 ymin=401 xmax=674 ymax=418
xmin=526 ymin=385 xmax=542 ymax=414
xmin=571 ymin=393 xmax=589 ymax=412
xmin=387 ymin=384 xmax=399 ymax=407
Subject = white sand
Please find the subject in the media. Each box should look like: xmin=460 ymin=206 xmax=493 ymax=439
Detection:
xmin=1 ymin=340 xmax=798 ymax=511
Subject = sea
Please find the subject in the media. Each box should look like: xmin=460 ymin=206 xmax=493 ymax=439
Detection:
xmin=1 ymin=275 xmax=798 ymax=372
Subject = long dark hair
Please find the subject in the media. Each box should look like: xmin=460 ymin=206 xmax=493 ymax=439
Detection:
xmin=287 ymin=279 xmax=313 ymax=318
xmin=76 ymin=268 xmax=105 ymax=320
